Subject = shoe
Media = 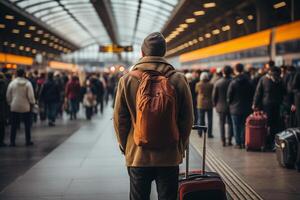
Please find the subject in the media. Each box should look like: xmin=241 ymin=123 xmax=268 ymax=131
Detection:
xmin=26 ymin=142 xmax=34 ymax=146
xmin=198 ymin=132 xmax=202 ymax=137
xmin=228 ymin=141 xmax=233 ymax=146
xmin=9 ymin=143 xmax=16 ymax=147
xmin=208 ymin=135 xmax=214 ymax=138
xmin=222 ymin=142 xmax=226 ymax=147
xmin=48 ymin=122 xmax=55 ymax=127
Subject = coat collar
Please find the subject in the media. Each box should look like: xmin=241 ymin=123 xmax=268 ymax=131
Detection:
xmin=132 ymin=56 xmax=175 ymax=74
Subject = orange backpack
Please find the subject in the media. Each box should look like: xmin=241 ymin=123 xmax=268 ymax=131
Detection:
xmin=130 ymin=69 xmax=179 ymax=149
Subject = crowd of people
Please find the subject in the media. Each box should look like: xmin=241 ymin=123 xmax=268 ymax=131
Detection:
xmin=0 ymin=67 xmax=119 ymax=147
xmin=185 ymin=61 xmax=300 ymax=150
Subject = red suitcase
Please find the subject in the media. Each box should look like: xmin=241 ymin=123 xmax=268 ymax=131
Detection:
xmin=178 ymin=125 xmax=227 ymax=200
xmin=245 ymin=111 xmax=268 ymax=151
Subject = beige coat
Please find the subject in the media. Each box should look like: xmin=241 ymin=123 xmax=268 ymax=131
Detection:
xmin=113 ymin=56 xmax=193 ymax=167
xmin=195 ymin=81 xmax=213 ymax=109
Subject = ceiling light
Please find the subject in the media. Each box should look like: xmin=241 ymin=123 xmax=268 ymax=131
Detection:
xmin=212 ymin=29 xmax=220 ymax=35
xmin=185 ymin=18 xmax=196 ymax=23
xmin=180 ymin=23 xmax=188 ymax=28
xmin=222 ymin=25 xmax=230 ymax=31
xmin=37 ymin=30 xmax=43 ymax=34
xmin=50 ymin=36 xmax=55 ymax=40
xmin=0 ymin=24 xmax=5 ymax=29
xmin=273 ymin=1 xmax=286 ymax=9
xmin=12 ymin=29 xmax=20 ymax=34
xmin=54 ymin=38 xmax=59 ymax=43
xmin=5 ymin=15 xmax=14 ymax=20
xmin=17 ymin=21 xmax=26 ymax=26
xmin=54 ymin=44 xmax=58 ymax=49
xmin=205 ymin=33 xmax=211 ymax=38
xmin=59 ymin=46 xmax=63 ymax=51
xmin=204 ymin=2 xmax=216 ymax=8
xmin=32 ymin=49 xmax=37 ymax=54
xmin=29 ymin=26 xmax=36 ymax=31
xmin=236 ymin=19 xmax=244 ymax=25
xmin=25 ymin=33 xmax=31 ymax=38
xmin=44 ymin=33 xmax=49 ymax=38
xmin=188 ymin=41 xmax=193 ymax=46
xmin=198 ymin=36 xmax=204 ymax=41
xmin=247 ymin=15 xmax=254 ymax=20
xmin=193 ymin=10 xmax=205 ymax=16
xmin=49 ymin=42 xmax=54 ymax=47
xmin=42 ymin=40 xmax=47 ymax=44
xmin=19 ymin=46 xmax=24 ymax=50
xmin=4 ymin=42 xmax=8 ymax=46
xmin=10 ymin=43 xmax=16 ymax=48
xmin=34 ymin=37 xmax=40 ymax=42
xmin=193 ymin=39 xmax=198 ymax=44
xmin=25 ymin=47 xmax=31 ymax=52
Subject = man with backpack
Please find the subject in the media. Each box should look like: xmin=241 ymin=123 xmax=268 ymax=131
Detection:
xmin=113 ymin=32 xmax=193 ymax=200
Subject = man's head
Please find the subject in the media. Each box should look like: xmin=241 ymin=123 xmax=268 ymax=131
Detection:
xmin=141 ymin=32 xmax=166 ymax=57
xmin=48 ymin=72 xmax=54 ymax=79
xmin=222 ymin=65 xmax=232 ymax=77
xmin=16 ymin=67 xmax=25 ymax=77
xmin=234 ymin=63 xmax=244 ymax=75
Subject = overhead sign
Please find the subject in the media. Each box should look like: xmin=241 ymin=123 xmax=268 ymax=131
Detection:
xmin=99 ymin=45 xmax=133 ymax=53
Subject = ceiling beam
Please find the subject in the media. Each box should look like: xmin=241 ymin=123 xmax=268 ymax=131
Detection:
xmin=91 ymin=0 xmax=119 ymax=44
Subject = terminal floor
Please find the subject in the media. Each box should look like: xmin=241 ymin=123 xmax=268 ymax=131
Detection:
xmin=0 ymin=108 xmax=300 ymax=200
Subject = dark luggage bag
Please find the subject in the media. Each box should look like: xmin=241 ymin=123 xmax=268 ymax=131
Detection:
xmin=245 ymin=111 xmax=268 ymax=151
xmin=275 ymin=128 xmax=300 ymax=169
xmin=178 ymin=125 xmax=227 ymax=200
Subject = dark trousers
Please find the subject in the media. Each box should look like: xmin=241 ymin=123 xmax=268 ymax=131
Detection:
xmin=218 ymin=112 xmax=233 ymax=143
xmin=263 ymin=105 xmax=282 ymax=147
xmin=128 ymin=166 xmax=179 ymax=200
xmin=69 ymin=99 xmax=78 ymax=119
xmin=85 ymin=106 xmax=93 ymax=120
xmin=10 ymin=112 xmax=32 ymax=144
xmin=198 ymin=108 xmax=213 ymax=137
xmin=231 ymin=114 xmax=247 ymax=146
xmin=45 ymin=102 xmax=57 ymax=123
xmin=0 ymin=121 xmax=5 ymax=144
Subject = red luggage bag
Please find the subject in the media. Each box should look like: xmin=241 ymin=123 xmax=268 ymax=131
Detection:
xmin=245 ymin=111 xmax=268 ymax=151
xmin=178 ymin=125 xmax=227 ymax=200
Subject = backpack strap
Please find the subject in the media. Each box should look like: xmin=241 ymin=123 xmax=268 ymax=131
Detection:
xmin=129 ymin=70 xmax=143 ymax=81
xmin=164 ymin=70 xmax=177 ymax=78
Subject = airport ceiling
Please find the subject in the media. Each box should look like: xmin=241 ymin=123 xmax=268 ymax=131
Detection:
xmin=0 ymin=0 xmax=299 ymax=59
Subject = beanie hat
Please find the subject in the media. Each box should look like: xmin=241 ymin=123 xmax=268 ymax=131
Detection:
xmin=141 ymin=32 xmax=166 ymax=56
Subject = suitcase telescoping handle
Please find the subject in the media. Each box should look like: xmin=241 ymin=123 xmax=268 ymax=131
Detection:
xmin=185 ymin=125 xmax=208 ymax=179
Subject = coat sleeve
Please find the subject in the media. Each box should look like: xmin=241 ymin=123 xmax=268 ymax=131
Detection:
xmin=113 ymin=77 xmax=131 ymax=152
xmin=253 ymin=78 xmax=263 ymax=108
xmin=212 ymin=83 xmax=218 ymax=107
xmin=227 ymin=81 xmax=234 ymax=104
xmin=27 ymin=82 xmax=36 ymax=104
xmin=177 ymin=75 xmax=194 ymax=149
xmin=6 ymin=82 xmax=12 ymax=105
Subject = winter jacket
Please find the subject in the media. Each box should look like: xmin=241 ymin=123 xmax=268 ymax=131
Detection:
xmin=227 ymin=74 xmax=253 ymax=115
xmin=65 ymin=80 xmax=80 ymax=100
xmin=212 ymin=77 xmax=232 ymax=113
xmin=39 ymin=79 xmax=60 ymax=103
xmin=6 ymin=77 xmax=35 ymax=113
xmin=0 ymin=76 xmax=8 ymax=122
xmin=253 ymin=74 xmax=285 ymax=109
xmin=113 ymin=56 xmax=193 ymax=167
xmin=195 ymin=81 xmax=213 ymax=109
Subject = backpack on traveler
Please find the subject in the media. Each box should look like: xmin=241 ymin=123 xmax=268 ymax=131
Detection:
xmin=130 ymin=69 xmax=179 ymax=149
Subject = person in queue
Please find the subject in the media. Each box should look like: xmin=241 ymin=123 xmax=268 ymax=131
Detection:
xmin=195 ymin=72 xmax=214 ymax=138
xmin=0 ymin=72 xmax=8 ymax=147
xmin=253 ymin=66 xmax=286 ymax=149
xmin=65 ymin=75 xmax=81 ymax=120
xmin=113 ymin=32 xmax=193 ymax=200
xmin=213 ymin=65 xmax=233 ymax=146
xmin=6 ymin=68 xmax=35 ymax=146
xmin=291 ymin=69 xmax=300 ymax=126
xmin=227 ymin=63 xmax=253 ymax=149
xmin=39 ymin=72 xmax=60 ymax=127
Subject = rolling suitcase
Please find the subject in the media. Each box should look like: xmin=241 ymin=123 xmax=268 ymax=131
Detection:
xmin=178 ymin=125 xmax=227 ymax=200
xmin=245 ymin=111 xmax=268 ymax=151
xmin=275 ymin=128 xmax=300 ymax=169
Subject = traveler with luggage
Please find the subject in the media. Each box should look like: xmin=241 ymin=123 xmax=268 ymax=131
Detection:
xmin=212 ymin=65 xmax=233 ymax=146
xmin=195 ymin=72 xmax=214 ymax=138
xmin=253 ymin=66 xmax=285 ymax=150
xmin=227 ymin=63 xmax=253 ymax=149
xmin=113 ymin=32 xmax=193 ymax=200
xmin=6 ymin=68 xmax=35 ymax=146
xmin=65 ymin=75 xmax=81 ymax=120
